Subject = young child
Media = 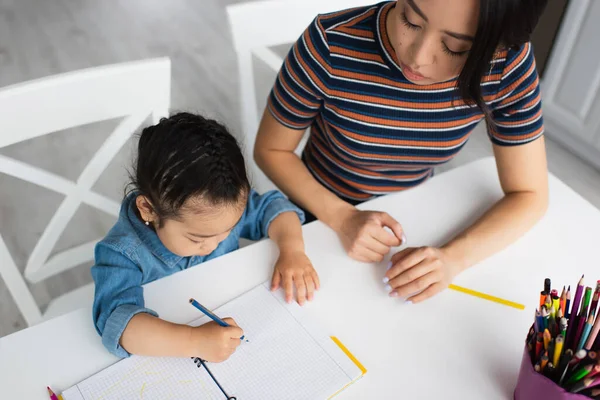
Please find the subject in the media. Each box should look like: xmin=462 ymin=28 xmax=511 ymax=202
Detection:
xmin=92 ymin=112 xmax=319 ymax=361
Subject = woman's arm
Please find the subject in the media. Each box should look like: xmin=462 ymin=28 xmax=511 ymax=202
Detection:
xmin=386 ymin=136 xmax=548 ymax=303
xmin=254 ymin=109 xmax=351 ymax=228
xmin=255 ymin=110 xmax=404 ymax=262
xmin=443 ymin=137 xmax=548 ymax=271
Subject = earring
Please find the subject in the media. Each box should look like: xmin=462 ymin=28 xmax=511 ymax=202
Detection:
xmin=145 ymin=221 xmax=150 ymax=226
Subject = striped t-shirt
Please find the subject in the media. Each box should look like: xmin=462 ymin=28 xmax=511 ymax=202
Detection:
xmin=267 ymin=1 xmax=544 ymax=201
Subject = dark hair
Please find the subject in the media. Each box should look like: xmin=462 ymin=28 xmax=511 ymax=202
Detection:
xmin=129 ymin=112 xmax=250 ymax=222
xmin=457 ymin=0 xmax=548 ymax=117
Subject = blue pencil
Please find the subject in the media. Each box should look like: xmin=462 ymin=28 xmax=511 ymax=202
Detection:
xmin=189 ymin=298 xmax=245 ymax=340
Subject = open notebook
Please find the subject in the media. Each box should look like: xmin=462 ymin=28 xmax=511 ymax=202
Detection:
xmin=61 ymin=282 xmax=366 ymax=400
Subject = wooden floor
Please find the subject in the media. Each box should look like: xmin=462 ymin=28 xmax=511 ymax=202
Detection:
xmin=1 ymin=0 xmax=599 ymax=337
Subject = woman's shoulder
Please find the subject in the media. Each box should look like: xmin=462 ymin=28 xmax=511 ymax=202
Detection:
xmin=482 ymin=42 xmax=538 ymax=99
xmin=312 ymin=1 xmax=387 ymax=33
xmin=487 ymin=42 xmax=536 ymax=83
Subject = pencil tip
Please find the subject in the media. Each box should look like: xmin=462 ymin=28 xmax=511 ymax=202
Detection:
xmin=189 ymin=298 xmax=193 ymax=303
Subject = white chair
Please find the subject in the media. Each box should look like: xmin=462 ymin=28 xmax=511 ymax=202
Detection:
xmin=226 ymin=0 xmax=374 ymax=194
xmin=0 ymin=58 xmax=171 ymax=326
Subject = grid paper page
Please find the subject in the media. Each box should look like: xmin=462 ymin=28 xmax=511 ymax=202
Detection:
xmin=188 ymin=283 xmax=355 ymax=400
xmin=63 ymin=283 xmax=361 ymax=400
xmin=62 ymin=356 xmax=224 ymax=400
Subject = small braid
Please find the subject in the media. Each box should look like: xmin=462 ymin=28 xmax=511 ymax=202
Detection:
xmin=127 ymin=112 xmax=250 ymax=225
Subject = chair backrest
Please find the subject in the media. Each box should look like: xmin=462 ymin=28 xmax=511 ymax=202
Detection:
xmin=226 ymin=0 xmax=374 ymax=193
xmin=0 ymin=58 xmax=171 ymax=326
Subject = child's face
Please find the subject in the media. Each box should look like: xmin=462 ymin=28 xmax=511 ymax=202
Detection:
xmin=137 ymin=195 xmax=246 ymax=257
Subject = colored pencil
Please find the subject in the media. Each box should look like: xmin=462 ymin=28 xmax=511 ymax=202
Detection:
xmin=558 ymin=350 xmax=574 ymax=385
xmin=554 ymin=335 xmax=565 ymax=366
xmin=541 ymin=352 xmax=549 ymax=370
xmin=447 ymin=284 xmax=525 ymax=309
xmin=540 ymin=290 xmax=548 ymax=309
xmin=582 ymin=287 xmax=593 ymax=318
xmin=536 ymin=333 xmax=544 ymax=360
xmin=535 ymin=309 xmax=543 ymax=333
xmin=560 ymin=286 xmax=567 ymax=316
xmin=568 ymin=364 xmax=594 ymax=385
xmin=566 ymin=276 xmax=585 ymax=347
xmin=566 ymin=286 xmax=572 ymax=318
xmin=574 ymin=315 xmax=588 ymax=353
xmin=579 ymin=313 xmax=595 ymax=352
xmin=542 ymin=306 xmax=549 ymax=331
xmin=586 ymin=308 xmax=600 ymax=350
xmin=543 ymin=329 xmax=552 ymax=350
xmin=570 ymin=375 xmax=600 ymax=394
xmin=560 ymin=317 xmax=568 ymax=339
xmin=189 ymin=298 xmax=245 ymax=341
xmin=47 ymin=387 xmax=59 ymax=400
xmin=590 ymin=282 xmax=600 ymax=318
xmin=572 ymin=276 xmax=586 ymax=320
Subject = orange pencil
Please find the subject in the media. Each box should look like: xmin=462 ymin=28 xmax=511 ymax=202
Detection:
xmin=541 ymin=352 xmax=549 ymax=370
xmin=560 ymin=286 xmax=567 ymax=315
xmin=543 ymin=329 xmax=552 ymax=350
xmin=540 ymin=291 xmax=548 ymax=309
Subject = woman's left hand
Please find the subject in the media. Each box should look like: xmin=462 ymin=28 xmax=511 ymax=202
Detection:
xmin=383 ymin=246 xmax=461 ymax=303
xmin=271 ymin=249 xmax=320 ymax=306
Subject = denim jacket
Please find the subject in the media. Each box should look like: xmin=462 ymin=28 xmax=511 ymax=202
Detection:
xmin=92 ymin=190 xmax=304 ymax=358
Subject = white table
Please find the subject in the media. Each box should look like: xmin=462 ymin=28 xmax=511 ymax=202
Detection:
xmin=2 ymin=158 xmax=600 ymax=399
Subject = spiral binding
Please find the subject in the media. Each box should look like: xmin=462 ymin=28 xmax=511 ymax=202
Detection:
xmin=192 ymin=357 xmax=237 ymax=399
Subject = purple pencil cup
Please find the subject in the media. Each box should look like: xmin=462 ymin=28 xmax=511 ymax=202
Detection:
xmin=514 ymin=346 xmax=592 ymax=400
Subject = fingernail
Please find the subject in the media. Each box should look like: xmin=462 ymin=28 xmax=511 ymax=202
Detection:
xmin=386 ymin=261 xmax=392 ymax=270
xmin=385 ymin=284 xmax=392 ymax=292
xmin=390 ymin=291 xmax=398 ymax=298
xmin=405 ymin=300 xmax=412 ymax=305
xmin=401 ymin=233 xmax=407 ymax=244
xmin=382 ymin=276 xmax=389 ymax=284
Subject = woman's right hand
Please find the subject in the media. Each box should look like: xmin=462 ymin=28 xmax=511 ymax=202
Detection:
xmin=334 ymin=208 xmax=406 ymax=263
xmin=193 ymin=318 xmax=244 ymax=362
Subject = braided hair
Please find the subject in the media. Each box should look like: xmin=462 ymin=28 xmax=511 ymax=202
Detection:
xmin=129 ymin=112 xmax=250 ymax=224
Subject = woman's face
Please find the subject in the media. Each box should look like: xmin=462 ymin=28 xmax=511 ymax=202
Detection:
xmin=387 ymin=0 xmax=479 ymax=85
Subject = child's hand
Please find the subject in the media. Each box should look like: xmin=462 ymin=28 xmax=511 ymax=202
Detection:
xmin=193 ymin=318 xmax=244 ymax=362
xmin=271 ymin=249 xmax=320 ymax=306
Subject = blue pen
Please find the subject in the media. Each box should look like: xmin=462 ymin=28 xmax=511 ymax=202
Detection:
xmin=189 ymin=298 xmax=245 ymax=340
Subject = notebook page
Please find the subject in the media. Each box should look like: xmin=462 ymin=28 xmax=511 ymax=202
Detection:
xmin=62 ymin=356 xmax=224 ymax=400
xmin=188 ymin=283 xmax=359 ymax=400
xmin=63 ymin=282 xmax=362 ymax=400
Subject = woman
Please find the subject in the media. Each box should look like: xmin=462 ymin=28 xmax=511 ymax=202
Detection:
xmin=254 ymin=0 xmax=549 ymax=305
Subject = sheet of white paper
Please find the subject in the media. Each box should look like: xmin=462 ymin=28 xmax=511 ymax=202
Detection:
xmin=63 ymin=283 xmax=363 ymax=400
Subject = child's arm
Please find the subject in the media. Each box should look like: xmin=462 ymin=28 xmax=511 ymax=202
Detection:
xmin=120 ymin=313 xmax=242 ymax=361
xmin=267 ymin=211 xmax=320 ymax=305
xmin=92 ymin=244 xmax=242 ymax=360
xmin=239 ymin=189 xmax=319 ymax=305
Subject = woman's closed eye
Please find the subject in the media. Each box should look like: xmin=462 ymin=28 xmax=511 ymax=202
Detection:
xmin=442 ymin=42 xmax=469 ymax=58
xmin=401 ymin=11 xmax=420 ymax=31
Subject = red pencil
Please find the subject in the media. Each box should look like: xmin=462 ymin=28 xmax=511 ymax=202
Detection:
xmin=47 ymin=386 xmax=59 ymax=400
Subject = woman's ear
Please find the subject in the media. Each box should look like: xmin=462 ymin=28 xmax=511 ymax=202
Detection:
xmin=136 ymin=195 xmax=156 ymax=224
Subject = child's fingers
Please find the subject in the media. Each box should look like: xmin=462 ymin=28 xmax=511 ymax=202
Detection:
xmin=294 ymin=273 xmax=307 ymax=306
xmin=222 ymin=317 xmax=238 ymax=327
xmin=271 ymin=269 xmax=281 ymax=291
xmin=305 ymin=275 xmax=315 ymax=301
xmin=312 ymin=270 xmax=321 ymax=290
xmin=283 ymin=273 xmax=294 ymax=304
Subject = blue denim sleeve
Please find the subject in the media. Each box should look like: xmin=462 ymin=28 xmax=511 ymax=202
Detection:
xmin=92 ymin=242 xmax=157 ymax=358
xmin=239 ymin=189 xmax=305 ymax=240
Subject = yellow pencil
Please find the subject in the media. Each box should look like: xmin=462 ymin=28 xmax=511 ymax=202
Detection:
xmin=448 ymin=284 xmax=525 ymax=310
xmin=553 ymin=335 xmax=564 ymax=366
